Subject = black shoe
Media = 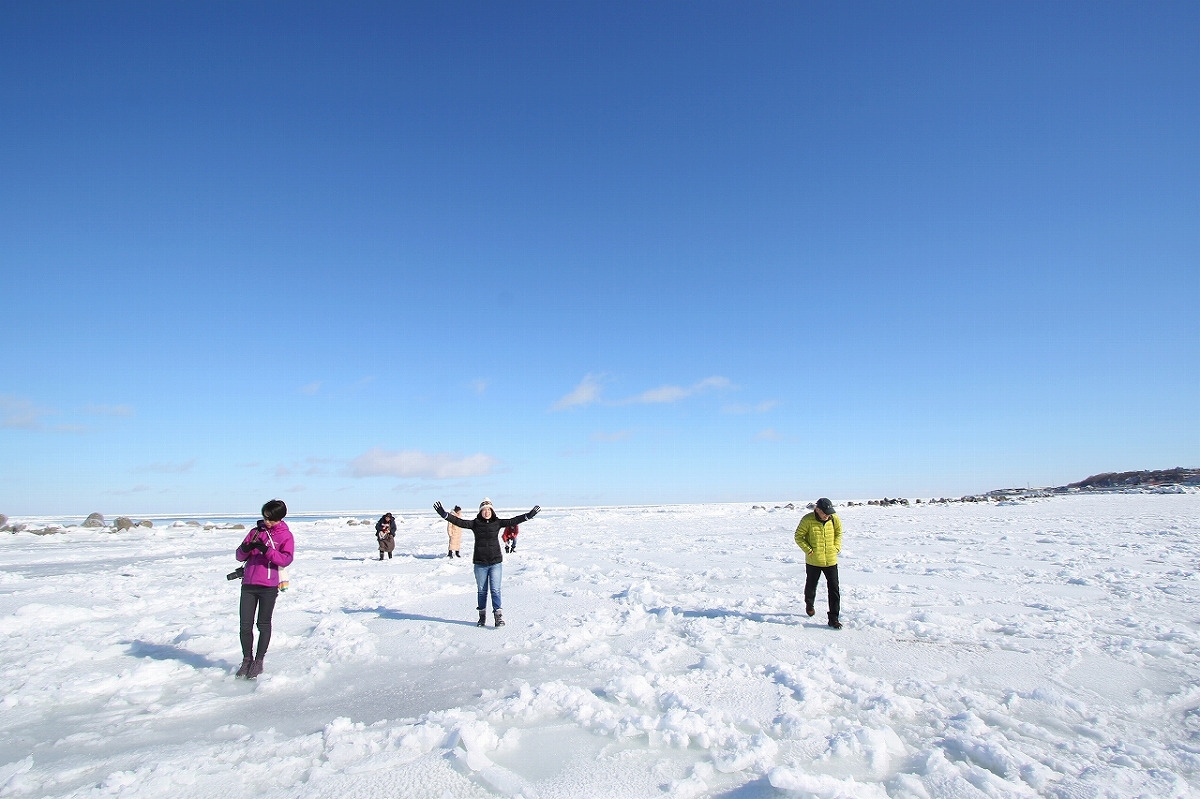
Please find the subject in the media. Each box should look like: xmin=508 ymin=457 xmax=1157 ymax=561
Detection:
xmin=378 ymin=553 xmax=384 ymax=561
xmin=387 ymin=552 xmax=392 ymax=559
xmin=828 ymin=619 xmax=843 ymax=630
xmin=806 ymin=604 xmax=815 ymax=617
xmin=448 ymin=551 xmax=453 ymax=558
xmin=494 ymin=610 xmax=505 ymax=627
xmin=477 ymin=611 xmax=487 ymax=627
xmin=455 ymin=551 xmax=461 ymax=558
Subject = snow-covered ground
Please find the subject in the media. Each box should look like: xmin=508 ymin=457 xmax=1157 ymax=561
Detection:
xmin=1 ymin=494 xmax=1198 ymax=799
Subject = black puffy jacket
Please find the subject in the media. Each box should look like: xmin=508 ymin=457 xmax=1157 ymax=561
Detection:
xmin=446 ymin=511 xmax=531 ymax=565
xmin=375 ymin=514 xmax=396 ymax=539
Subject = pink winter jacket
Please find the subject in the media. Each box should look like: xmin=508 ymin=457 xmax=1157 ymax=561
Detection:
xmin=235 ymin=521 xmax=295 ymax=587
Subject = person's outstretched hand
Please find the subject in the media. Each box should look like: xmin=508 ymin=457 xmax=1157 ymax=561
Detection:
xmin=528 ymin=505 xmax=540 ymax=518
xmin=433 ymin=501 xmax=447 ymax=518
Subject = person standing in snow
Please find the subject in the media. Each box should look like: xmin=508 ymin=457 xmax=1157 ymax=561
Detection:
xmin=446 ymin=505 xmax=464 ymax=558
xmin=502 ymin=524 xmax=519 ymax=553
xmin=794 ymin=497 xmax=843 ymax=629
xmin=376 ymin=512 xmax=396 ymax=560
xmin=434 ymin=498 xmax=540 ymax=628
xmin=235 ymin=499 xmax=295 ymax=678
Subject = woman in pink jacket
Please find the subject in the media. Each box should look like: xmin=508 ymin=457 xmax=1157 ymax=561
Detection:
xmin=234 ymin=499 xmax=295 ymax=679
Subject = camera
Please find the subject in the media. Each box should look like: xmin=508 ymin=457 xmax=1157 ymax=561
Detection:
xmin=226 ymin=566 xmax=245 ymax=581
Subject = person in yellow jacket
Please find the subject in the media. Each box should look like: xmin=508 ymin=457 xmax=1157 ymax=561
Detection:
xmin=794 ymin=497 xmax=843 ymax=629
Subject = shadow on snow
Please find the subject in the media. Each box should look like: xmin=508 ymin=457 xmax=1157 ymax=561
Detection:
xmin=644 ymin=607 xmax=811 ymax=625
xmin=125 ymin=640 xmax=229 ymax=670
xmin=710 ymin=777 xmax=778 ymax=798
xmin=345 ymin=606 xmax=479 ymax=627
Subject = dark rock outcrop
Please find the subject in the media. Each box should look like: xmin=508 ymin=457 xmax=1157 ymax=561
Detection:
xmin=1068 ymin=468 xmax=1200 ymax=490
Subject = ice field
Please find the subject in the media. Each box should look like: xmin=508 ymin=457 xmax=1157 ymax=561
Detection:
xmin=1 ymin=493 xmax=1198 ymax=798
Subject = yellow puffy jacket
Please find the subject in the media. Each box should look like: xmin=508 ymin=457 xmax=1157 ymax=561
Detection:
xmin=794 ymin=512 xmax=842 ymax=567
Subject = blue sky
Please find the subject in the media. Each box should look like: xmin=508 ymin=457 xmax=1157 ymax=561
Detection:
xmin=2 ymin=2 xmax=1197 ymax=515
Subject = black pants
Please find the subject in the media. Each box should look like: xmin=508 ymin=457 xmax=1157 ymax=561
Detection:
xmin=240 ymin=584 xmax=279 ymax=659
xmin=804 ymin=564 xmax=840 ymax=620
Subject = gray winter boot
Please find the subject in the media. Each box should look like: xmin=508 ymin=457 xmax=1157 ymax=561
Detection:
xmin=235 ymin=657 xmax=253 ymax=678
xmin=248 ymin=656 xmax=265 ymax=678
xmin=477 ymin=610 xmax=487 ymax=627
xmin=494 ymin=610 xmax=505 ymax=627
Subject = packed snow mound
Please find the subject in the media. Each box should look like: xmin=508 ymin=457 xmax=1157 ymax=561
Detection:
xmin=0 ymin=494 xmax=1197 ymax=798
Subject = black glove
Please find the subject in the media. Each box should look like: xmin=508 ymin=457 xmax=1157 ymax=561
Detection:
xmin=238 ymin=541 xmax=253 ymax=554
xmin=433 ymin=501 xmax=447 ymax=519
xmin=253 ymin=540 xmax=269 ymax=554
xmin=528 ymin=505 xmax=540 ymax=518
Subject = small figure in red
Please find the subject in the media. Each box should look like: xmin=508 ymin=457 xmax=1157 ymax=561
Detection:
xmin=502 ymin=524 xmax=519 ymax=553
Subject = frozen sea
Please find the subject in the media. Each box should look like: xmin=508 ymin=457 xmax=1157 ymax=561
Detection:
xmin=1 ymin=493 xmax=1198 ymax=798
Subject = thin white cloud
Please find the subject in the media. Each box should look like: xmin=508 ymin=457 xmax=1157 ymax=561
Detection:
xmin=471 ymin=378 xmax=489 ymax=395
xmin=724 ymin=399 xmax=780 ymax=414
xmin=107 ymin=484 xmax=152 ymax=496
xmin=755 ymin=428 xmax=784 ymax=441
xmin=85 ymin=404 xmax=134 ymax=417
xmin=552 ymin=373 xmax=605 ymax=411
xmin=554 ymin=374 xmax=732 ymax=411
xmin=620 ymin=376 xmax=732 ymax=405
xmin=300 ymin=382 xmax=321 ymax=395
xmin=629 ymin=385 xmax=689 ymax=404
xmin=273 ymin=465 xmax=293 ymax=478
xmin=0 ymin=395 xmax=53 ymax=430
xmin=349 ymin=448 xmax=498 ymax=479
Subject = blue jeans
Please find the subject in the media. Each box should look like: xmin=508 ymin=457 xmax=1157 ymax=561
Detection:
xmin=474 ymin=563 xmax=502 ymax=611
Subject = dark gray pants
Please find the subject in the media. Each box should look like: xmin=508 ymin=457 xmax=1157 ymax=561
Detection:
xmin=804 ymin=564 xmax=840 ymax=621
xmin=240 ymin=584 xmax=279 ymax=659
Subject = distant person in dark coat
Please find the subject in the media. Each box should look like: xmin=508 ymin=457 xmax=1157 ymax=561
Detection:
xmin=375 ymin=513 xmax=396 ymax=560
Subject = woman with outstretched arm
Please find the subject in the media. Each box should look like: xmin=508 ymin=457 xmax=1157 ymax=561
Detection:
xmin=434 ymin=497 xmax=540 ymax=628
